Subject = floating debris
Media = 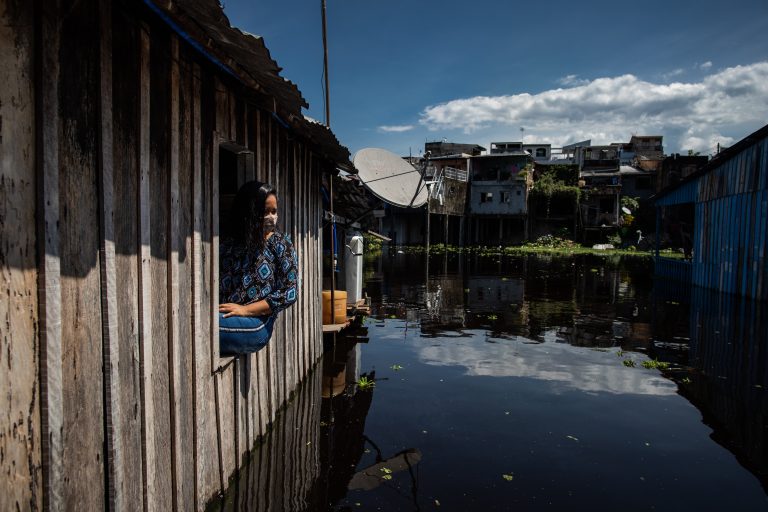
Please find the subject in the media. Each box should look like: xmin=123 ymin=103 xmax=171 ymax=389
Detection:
xmin=566 ymin=435 xmax=579 ymax=442
xmin=502 ymin=474 xmax=514 ymax=481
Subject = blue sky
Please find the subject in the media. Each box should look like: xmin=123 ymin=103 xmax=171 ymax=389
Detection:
xmin=223 ymin=0 xmax=768 ymax=157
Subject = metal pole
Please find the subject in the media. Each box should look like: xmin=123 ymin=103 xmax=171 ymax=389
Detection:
xmin=321 ymin=0 xmax=331 ymax=128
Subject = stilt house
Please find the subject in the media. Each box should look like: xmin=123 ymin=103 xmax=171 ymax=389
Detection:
xmin=0 ymin=0 xmax=352 ymax=510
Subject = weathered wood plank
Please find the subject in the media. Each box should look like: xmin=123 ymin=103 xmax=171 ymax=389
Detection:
xmin=37 ymin=5 xmax=64 ymax=509
xmin=176 ymin=49 xmax=197 ymax=511
xmin=96 ymin=2 xmax=124 ymax=508
xmin=167 ymin=35 xmax=184 ymax=511
xmin=110 ymin=11 xmax=143 ymax=510
xmin=148 ymin=26 xmax=173 ymax=511
xmin=58 ymin=1 xmax=105 ymax=508
xmin=213 ymin=81 xmax=237 ymax=484
xmin=137 ymin=23 xmax=158 ymax=512
xmin=0 ymin=2 xmax=41 ymax=510
xmin=194 ymin=66 xmax=221 ymax=507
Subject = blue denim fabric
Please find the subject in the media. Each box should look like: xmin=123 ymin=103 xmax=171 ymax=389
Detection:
xmin=219 ymin=313 xmax=275 ymax=356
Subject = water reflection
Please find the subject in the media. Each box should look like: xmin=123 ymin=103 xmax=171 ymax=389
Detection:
xmin=680 ymin=286 xmax=768 ymax=492
xmin=213 ymin=253 xmax=767 ymax=510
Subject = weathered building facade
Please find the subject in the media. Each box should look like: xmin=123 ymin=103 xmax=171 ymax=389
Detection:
xmin=0 ymin=1 xmax=350 ymax=510
xmin=467 ymin=153 xmax=532 ymax=244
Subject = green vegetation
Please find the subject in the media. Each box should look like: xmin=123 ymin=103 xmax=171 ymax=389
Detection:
xmin=529 ymin=168 xmax=581 ymax=213
xmin=358 ymin=376 xmax=376 ymax=390
xmin=641 ymin=359 xmax=671 ymax=370
xmin=390 ymin=364 xmax=403 ymax=371
xmin=523 ymin=235 xmax=580 ymax=250
xmin=622 ymin=359 xmax=636 ymax=367
xmin=502 ymin=473 xmax=515 ymax=481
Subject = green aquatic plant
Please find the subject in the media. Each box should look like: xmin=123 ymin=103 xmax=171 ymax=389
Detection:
xmin=681 ymin=377 xmax=692 ymax=384
xmin=616 ymin=350 xmax=624 ymax=357
xmin=502 ymin=473 xmax=514 ymax=481
xmin=641 ymin=359 xmax=670 ymax=370
xmin=390 ymin=364 xmax=403 ymax=371
xmin=487 ymin=314 xmax=498 ymax=320
xmin=622 ymin=359 xmax=636 ymax=367
xmin=358 ymin=376 xmax=376 ymax=390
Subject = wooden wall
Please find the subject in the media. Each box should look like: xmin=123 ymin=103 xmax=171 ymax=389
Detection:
xmin=1 ymin=1 xmax=327 ymax=509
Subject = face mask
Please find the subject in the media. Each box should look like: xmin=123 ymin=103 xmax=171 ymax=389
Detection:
xmin=263 ymin=213 xmax=278 ymax=233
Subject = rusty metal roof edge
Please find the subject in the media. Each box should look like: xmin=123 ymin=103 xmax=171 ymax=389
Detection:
xmin=153 ymin=0 xmax=309 ymax=109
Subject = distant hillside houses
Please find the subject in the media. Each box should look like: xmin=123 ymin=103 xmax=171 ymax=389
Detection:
xmin=363 ymin=133 xmax=717 ymax=248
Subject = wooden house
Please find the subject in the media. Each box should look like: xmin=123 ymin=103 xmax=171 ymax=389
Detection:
xmin=654 ymin=124 xmax=768 ymax=299
xmin=0 ymin=0 xmax=352 ymax=510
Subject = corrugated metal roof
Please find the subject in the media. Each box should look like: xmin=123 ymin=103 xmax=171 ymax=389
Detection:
xmin=149 ymin=0 xmax=353 ymax=170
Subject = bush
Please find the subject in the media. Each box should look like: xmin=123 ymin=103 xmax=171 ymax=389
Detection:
xmin=523 ymin=234 xmax=579 ymax=250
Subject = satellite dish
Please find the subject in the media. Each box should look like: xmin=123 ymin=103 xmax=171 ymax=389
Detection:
xmin=353 ymin=148 xmax=428 ymax=208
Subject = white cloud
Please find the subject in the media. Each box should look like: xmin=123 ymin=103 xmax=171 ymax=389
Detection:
xmin=417 ymin=333 xmax=677 ymax=396
xmin=418 ymin=61 xmax=768 ymax=153
xmin=699 ymin=61 xmax=713 ymax=69
xmin=661 ymin=68 xmax=685 ymax=80
xmin=378 ymin=124 xmax=415 ymax=133
xmin=557 ymin=74 xmax=589 ymax=87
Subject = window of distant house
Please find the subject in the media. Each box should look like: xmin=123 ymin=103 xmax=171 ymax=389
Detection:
xmin=480 ymin=192 xmax=493 ymax=203
xmin=500 ymin=191 xmax=510 ymax=203
xmin=536 ymin=148 xmax=547 ymax=158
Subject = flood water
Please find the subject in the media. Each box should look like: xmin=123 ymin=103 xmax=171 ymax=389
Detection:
xmin=214 ymin=252 xmax=768 ymax=511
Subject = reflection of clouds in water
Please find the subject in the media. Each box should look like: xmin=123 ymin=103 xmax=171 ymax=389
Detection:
xmin=418 ymin=332 xmax=676 ymax=396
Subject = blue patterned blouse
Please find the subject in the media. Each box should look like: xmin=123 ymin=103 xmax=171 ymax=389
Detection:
xmin=219 ymin=231 xmax=299 ymax=315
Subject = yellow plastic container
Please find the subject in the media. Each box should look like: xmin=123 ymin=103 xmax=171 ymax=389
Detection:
xmin=322 ymin=290 xmax=347 ymax=325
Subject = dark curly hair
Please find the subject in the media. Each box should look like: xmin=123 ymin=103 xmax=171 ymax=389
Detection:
xmin=226 ymin=181 xmax=277 ymax=250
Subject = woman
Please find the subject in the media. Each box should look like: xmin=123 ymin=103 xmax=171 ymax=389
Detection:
xmin=219 ymin=181 xmax=298 ymax=355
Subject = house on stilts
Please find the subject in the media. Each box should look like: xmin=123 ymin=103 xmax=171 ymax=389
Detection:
xmin=0 ymin=0 xmax=353 ymax=510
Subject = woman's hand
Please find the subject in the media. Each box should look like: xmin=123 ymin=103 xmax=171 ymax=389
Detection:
xmin=219 ymin=303 xmax=250 ymax=318
xmin=219 ymin=300 xmax=273 ymax=318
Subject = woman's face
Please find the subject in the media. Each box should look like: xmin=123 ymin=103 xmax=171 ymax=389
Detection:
xmin=264 ymin=194 xmax=278 ymax=216
xmin=263 ymin=193 xmax=278 ymax=236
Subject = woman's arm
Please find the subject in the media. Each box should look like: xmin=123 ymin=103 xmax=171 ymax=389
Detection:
xmin=265 ymin=234 xmax=299 ymax=314
xmin=219 ymin=299 xmax=272 ymax=318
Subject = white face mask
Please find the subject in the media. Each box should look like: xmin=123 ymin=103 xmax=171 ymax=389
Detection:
xmin=263 ymin=213 xmax=278 ymax=233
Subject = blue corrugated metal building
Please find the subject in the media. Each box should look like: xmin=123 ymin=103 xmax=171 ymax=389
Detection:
xmin=654 ymin=123 xmax=768 ymax=300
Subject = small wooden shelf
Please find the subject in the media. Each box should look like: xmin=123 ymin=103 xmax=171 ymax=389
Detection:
xmin=322 ymin=323 xmax=348 ymax=333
